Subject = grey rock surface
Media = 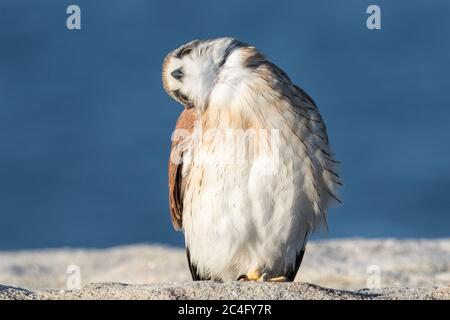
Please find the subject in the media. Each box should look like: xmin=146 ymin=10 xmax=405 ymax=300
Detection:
xmin=1 ymin=239 xmax=449 ymax=300
xmin=1 ymin=282 xmax=449 ymax=300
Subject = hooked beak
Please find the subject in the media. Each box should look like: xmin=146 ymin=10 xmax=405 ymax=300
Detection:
xmin=171 ymin=68 xmax=184 ymax=81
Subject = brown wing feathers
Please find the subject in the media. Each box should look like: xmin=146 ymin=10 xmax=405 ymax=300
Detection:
xmin=168 ymin=108 xmax=196 ymax=230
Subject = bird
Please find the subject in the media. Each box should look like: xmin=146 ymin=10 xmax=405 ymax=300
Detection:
xmin=162 ymin=37 xmax=341 ymax=282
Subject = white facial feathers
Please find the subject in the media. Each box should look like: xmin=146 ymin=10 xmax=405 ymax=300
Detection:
xmin=162 ymin=37 xmax=258 ymax=111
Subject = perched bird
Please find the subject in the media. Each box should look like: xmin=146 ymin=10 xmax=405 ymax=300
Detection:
xmin=162 ymin=38 xmax=341 ymax=282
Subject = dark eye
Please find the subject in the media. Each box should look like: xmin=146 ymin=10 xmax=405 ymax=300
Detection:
xmin=175 ymin=40 xmax=200 ymax=59
xmin=181 ymin=47 xmax=192 ymax=56
xmin=176 ymin=47 xmax=192 ymax=59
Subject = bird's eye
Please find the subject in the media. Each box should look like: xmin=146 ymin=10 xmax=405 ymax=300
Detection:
xmin=180 ymin=47 xmax=192 ymax=56
xmin=176 ymin=46 xmax=193 ymax=59
xmin=175 ymin=40 xmax=200 ymax=59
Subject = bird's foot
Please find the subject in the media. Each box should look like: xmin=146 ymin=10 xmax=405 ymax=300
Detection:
xmin=238 ymin=270 xmax=289 ymax=282
xmin=238 ymin=270 xmax=267 ymax=282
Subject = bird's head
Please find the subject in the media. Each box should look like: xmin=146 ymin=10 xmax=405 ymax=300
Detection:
xmin=162 ymin=37 xmax=258 ymax=112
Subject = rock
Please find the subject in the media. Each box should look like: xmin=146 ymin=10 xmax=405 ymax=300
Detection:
xmin=1 ymin=239 xmax=449 ymax=300
xmin=1 ymin=282 xmax=449 ymax=300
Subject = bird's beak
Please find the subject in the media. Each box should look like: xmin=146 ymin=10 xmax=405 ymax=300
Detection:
xmin=171 ymin=68 xmax=184 ymax=81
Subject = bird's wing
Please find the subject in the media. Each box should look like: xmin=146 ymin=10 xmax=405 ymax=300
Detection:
xmin=264 ymin=61 xmax=341 ymax=229
xmin=288 ymin=82 xmax=342 ymax=227
xmin=168 ymin=108 xmax=196 ymax=230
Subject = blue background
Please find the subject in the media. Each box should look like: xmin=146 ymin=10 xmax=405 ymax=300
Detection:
xmin=0 ymin=1 xmax=449 ymax=249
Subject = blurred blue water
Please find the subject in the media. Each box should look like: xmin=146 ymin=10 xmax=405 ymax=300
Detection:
xmin=0 ymin=1 xmax=449 ymax=250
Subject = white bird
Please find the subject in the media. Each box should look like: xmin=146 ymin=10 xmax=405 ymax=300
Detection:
xmin=163 ymin=38 xmax=341 ymax=282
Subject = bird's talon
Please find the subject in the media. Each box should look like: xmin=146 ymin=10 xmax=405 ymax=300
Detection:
xmin=240 ymin=270 xmax=265 ymax=281
xmin=258 ymin=273 xmax=268 ymax=282
xmin=267 ymin=276 xmax=288 ymax=282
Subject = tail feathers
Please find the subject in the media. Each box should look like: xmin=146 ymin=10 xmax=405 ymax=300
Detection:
xmin=186 ymin=247 xmax=210 ymax=281
xmin=285 ymin=248 xmax=306 ymax=281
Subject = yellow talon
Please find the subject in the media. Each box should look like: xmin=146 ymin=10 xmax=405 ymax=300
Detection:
xmin=239 ymin=270 xmax=288 ymax=282
xmin=240 ymin=270 xmax=267 ymax=281
xmin=267 ymin=276 xmax=288 ymax=282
